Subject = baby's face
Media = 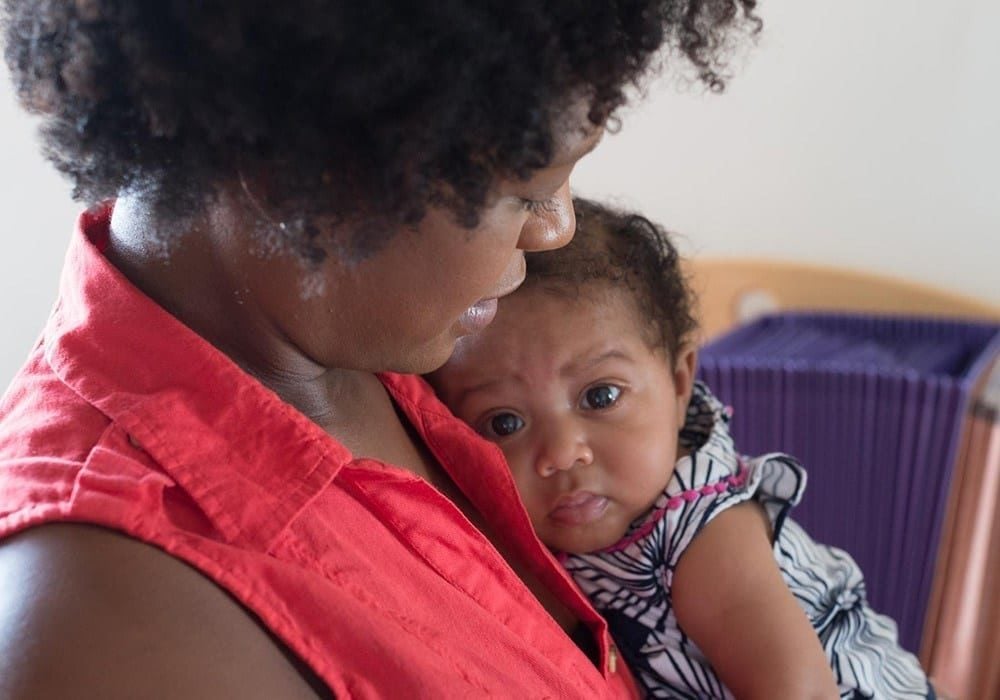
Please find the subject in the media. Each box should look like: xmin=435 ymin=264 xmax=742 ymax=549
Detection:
xmin=430 ymin=285 xmax=694 ymax=554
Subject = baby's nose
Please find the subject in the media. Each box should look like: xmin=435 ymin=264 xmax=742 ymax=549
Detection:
xmin=535 ymin=424 xmax=594 ymax=478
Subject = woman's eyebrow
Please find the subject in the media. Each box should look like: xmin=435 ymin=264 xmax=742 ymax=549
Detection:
xmin=574 ymin=132 xmax=604 ymax=161
xmin=551 ymin=128 xmax=605 ymax=167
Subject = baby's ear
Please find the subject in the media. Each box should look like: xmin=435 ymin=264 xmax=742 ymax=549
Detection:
xmin=672 ymin=345 xmax=698 ymax=428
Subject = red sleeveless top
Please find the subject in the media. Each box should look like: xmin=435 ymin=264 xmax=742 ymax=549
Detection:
xmin=0 ymin=204 xmax=637 ymax=698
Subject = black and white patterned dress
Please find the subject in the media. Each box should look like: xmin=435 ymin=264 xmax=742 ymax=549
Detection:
xmin=562 ymin=382 xmax=931 ymax=699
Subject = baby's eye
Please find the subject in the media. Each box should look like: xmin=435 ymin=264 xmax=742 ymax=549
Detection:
xmin=486 ymin=412 xmax=525 ymax=437
xmin=581 ymin=385 xmax=621 ymax=410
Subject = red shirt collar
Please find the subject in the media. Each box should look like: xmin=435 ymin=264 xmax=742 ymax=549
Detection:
xmin=44 ymin=202 xmax=351 ymax=549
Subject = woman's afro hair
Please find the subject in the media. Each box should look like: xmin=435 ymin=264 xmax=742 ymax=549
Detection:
xmin=3 ymin=1 xmax=758 ymax=258
xmin=525 ymin=198 xmax=698 ymax=361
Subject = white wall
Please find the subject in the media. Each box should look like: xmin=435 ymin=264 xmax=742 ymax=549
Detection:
xmin=574 ymin=0 xmax=1000 ymax=303
xmin=1 ymin=76 xmax=80 ymax=388
xmin=2 ymin=0 xmax=998 ymax=387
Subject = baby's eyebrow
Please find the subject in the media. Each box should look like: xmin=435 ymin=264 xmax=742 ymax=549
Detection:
xmin=452 ymin=376 xmax=512 ymax=408
xmin=560 ymin=348 xmax=632 ymax=378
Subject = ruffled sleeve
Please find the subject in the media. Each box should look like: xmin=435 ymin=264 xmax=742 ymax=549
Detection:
xmin=661 ymin=450 xmax=807 ymax=573
xmin=640 ymin=382 xmax=808 ymax=579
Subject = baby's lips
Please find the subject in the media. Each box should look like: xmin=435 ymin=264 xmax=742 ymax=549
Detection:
xmin=548 ymin=491 xmax=609 ymax=526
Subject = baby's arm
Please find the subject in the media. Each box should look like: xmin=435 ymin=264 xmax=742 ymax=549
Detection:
xmin=672 ymin=501 xmax=839 ymax=700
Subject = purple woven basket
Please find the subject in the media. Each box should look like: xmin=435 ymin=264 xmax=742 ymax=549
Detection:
xmin=697 ymin=312 xmax=1000 ymax=653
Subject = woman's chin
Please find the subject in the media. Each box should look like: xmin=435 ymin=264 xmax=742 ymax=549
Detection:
xmin=395 ymin=335 xmax=464 ymax=377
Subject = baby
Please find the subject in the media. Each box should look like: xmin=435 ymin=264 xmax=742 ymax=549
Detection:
xmin=429 ymin=199 xmax=933 ymax=699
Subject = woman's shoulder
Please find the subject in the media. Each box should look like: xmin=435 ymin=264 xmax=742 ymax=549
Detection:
xmin=0 ymin=524 xmax=328 ymax=699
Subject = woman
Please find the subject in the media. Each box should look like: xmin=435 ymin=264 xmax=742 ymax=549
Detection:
xmin=0 ymin=2 xmax=757 ymax=697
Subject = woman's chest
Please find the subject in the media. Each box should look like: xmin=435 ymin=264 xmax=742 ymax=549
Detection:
xmin=265 ymin=473 xmax=626 ymax=697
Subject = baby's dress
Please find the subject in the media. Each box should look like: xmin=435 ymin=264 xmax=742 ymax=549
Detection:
xmin=562 ymin=382 xmax=931 ymax=699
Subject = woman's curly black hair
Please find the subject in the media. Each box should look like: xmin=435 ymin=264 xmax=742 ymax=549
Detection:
xmin=3 ymin=1 xmax=758 ymax=258
xmin=525 ymin=198 xmax=697 ymax=361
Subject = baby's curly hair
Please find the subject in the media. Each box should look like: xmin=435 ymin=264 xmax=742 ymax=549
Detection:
xmin=3 ymin=1 xmax=758 ymax=259
xmin=525 ymin=198 xmax=697 ymax=361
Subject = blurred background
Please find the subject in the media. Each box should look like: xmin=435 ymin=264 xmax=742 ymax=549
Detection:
xmin=1 ymin=1 xmax=998 ymax=695
xmin=2 ymin=0 xmax=998 ymax=386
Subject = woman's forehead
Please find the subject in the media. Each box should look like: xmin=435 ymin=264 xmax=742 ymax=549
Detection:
xmin=553 ymin=120 xmax=605 ymax=166
xmin=496 ymin=123 xmax=604 ymax=198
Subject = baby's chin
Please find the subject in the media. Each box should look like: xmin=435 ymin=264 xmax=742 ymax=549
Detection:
xmin=539 ymin=523 xmax=631 ymax=556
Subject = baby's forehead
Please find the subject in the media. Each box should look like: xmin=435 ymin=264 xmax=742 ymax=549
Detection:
xmin=431 ymin=286 xmax=666 ymax=393
xmin=508 ymin=281 xmax=663 ymax=347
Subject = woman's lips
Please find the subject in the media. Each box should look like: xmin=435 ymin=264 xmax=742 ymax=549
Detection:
xmin=456 ymin=265 xmax=524 ymax=335
xmin=548 ymin=491 xmax=609 ymax=526
xmin=456 ymin=297 xmax=498 ymax=334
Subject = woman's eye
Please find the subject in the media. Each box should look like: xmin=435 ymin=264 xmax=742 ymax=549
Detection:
xmin=487 ymin=412 xmax=525 ymax=437
xmin=520 ymin=196 xmax=555 ymax=214
xmin=581 ymin=385 xmax=621 ymax=410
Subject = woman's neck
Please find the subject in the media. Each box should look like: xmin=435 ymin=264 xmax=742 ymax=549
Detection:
xmin=106 ymin=193 xmax=391 ymax=451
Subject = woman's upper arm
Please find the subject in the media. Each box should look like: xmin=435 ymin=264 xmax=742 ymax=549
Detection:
xmin=0 ymin=524 xmax=328 ymax=699
xmin=671 ymin=501 xmax=838 ymax=700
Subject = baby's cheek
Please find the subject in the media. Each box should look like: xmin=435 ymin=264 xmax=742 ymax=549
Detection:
xmin=508 ymin=466 xmax=545 ymax=514
xmin=508 ymin=464 xmax=537 ymax=500
xmin=501 ymin=447 xmax=530 ymax=478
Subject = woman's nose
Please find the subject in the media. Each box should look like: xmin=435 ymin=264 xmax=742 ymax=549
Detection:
xmin=535 ymin=419 xmax=593 ymax=478
xmin=517 ymin=181 xmax=575 ymax=252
